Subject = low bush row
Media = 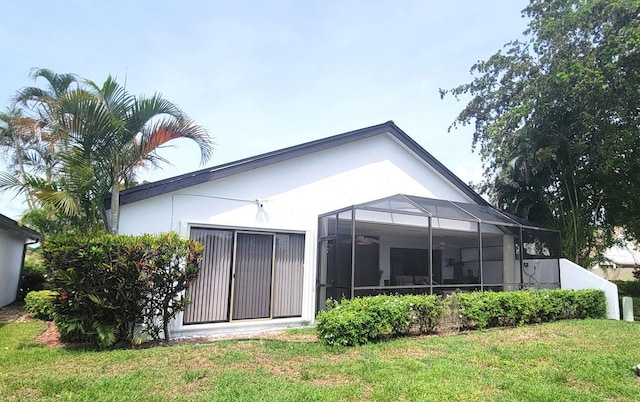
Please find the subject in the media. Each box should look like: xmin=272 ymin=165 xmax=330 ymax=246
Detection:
xmin=315 ymin=289 xmax=607 ymax=346
xmin=44 ymin=232 xmax=203 ymax=348
xmin=456 ymin=289 xmax=606 ymax=329
xmin=316 ymin=294 xmax=444 ymax=346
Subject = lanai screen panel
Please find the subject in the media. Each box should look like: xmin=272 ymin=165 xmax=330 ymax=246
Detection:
xmin=357 ymin=194 xmax=425 ymax=214
xmin=451 ymin=201 xmax=520 ymax=227
xmin=407 ymin=196 xmax=477 ymax=221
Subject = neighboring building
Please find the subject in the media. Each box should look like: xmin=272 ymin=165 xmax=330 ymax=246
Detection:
xmin=0 ymin=214 xmax=40 ymax=307
xmin=106 ymin=121 xmax=618 ymax=337
xmin=591 ymin=242 xmax=640 ymax=281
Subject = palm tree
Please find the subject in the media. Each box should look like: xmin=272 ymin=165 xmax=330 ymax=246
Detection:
xmin=0 ymin=107 xmax=40 ymax=209
xmin=15 ymin=69 xmax=78 ymax=129
xmin=0 ymin=106 xmax=90 ymax=235
xmin=60 ymin=75 xmax=214 ymax=233
xmin=0 ymin=70 xmax=90 ymax=235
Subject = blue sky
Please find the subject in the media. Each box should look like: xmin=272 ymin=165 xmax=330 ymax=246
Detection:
xmin=0 ymin=0 xmax=529 ymax=219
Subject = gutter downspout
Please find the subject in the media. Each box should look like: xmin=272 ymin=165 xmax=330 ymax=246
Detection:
xmin=15 ymin=237 xmax=41 ymax=302
xmin=101 ymin=204 xmax=111 ymax=233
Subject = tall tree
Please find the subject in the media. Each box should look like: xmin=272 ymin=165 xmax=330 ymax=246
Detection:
xmin=1 ymin=69 xmax=214 ymax=236
xmin=60 ymin=76 xmax=214 ymax=233
xmin=441 ymin=0 xmax=640 ymax=267
xmin=0 ymin=70 xmax=93 ymax=235
xmin=0 ymin=107 xmax=39 ymax=209
xmin=0 ymin=106 xmax=93 ymax=235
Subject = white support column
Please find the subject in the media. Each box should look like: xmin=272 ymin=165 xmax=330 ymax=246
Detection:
xmin=503 ymin=235 xmax=516 ymax=291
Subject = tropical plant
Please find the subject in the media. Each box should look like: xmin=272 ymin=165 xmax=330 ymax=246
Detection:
xmin=0 ymin=69 xmax=85 ymax=235
xmin=1 ymin=69 xmax=214 ymax=235
xmin=0 ymin=107 xmax=40 ymax=209
xmin=44 ymin=232 xmax=203 ymax=347
xmin=59 ymin=75 xmax=214 ymax=233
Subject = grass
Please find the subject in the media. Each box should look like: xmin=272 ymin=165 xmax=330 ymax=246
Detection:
xmin=1 ymin=320 xmax=639 ymax=401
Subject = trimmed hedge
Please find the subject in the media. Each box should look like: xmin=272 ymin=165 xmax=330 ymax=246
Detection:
xmin=456 ymin=289 xmax=607 ymax=329
xmin=316 ymin=294 xmax=444 ymax=346
xmin=24 ymin=290 xmax=57 ymax=321
xmin=44 ymin=232 xmax=203 ymax=348
xmin=316 ymin=289 xmax=607 ymax=346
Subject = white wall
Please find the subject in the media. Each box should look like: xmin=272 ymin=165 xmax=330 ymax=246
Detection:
xmin=117 ymin=133 xmax=479 ymax=335
xmin=118 ymin=134 xmax=474 ymax=235
xmin=0 ymin=228 xmax=26 ymax=307
xmin=560 ymin=258 xmax=620 ymax=320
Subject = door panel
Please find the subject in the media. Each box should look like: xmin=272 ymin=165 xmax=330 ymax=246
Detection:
xmin=232 ymin=233 xmax=274 ymax=320
xmin=184 ymin=229 xmax=233 ymax=324
xmin=273 ymin=234 xmax=305 ymax=317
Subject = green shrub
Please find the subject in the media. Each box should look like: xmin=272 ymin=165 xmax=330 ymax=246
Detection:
xmin=562 ymin=289 xmax=607 ymax=319
xmin=456 ymin=289 xmax=607 ymax=330
xmin=535 ymin=289 xmax=566 ymax=322
xmin=612 ymin=280 xmax=640 ymax=298
xmin=17 ymin=254 xmax=47 ymax=300
xmin=317 ymin=289 xmax=608 ymax=346
xmin=316 ymin=306 xmax=378 ymax=346
xmin=403 ymin=295 xmax=445 ymax=333
xmin=24 ymin=290 xmax=57 ymax=321
xmin=316 ymin=294 xmax=445 ymax=346
xmin=44 ymin=232 xmax=203 ymax=348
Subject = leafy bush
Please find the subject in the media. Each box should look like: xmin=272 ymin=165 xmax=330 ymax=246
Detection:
xmin=317 ymin=289 xmax=607 ymax=346
xmin=456 ymin=289 xmax=607 ymax=330
xmin=44 ymin=232 xmax=203 ymax=348
xmin=17 ymin=253 xmax=47 ymax=300
xmin=402 ymin=295 xmax=445 ymax=333
xmin=316 ymin=295 xmax=445 ymax=346
xmin=24 ymin=290 xmax=57 ymax=321
xmin=612 ymin=280 xmax=640 ymax=298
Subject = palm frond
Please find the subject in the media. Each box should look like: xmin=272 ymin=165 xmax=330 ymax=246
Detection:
xmin=29 ymin=68 xmax=79 ymax=98
xmin=138 ymin=117 xmax=214 ymax=165
xmin=0 ymin=171 xmax=24 ymax=193
xmin=127 ymin=94 xmax=183 ymax=130
xmin=34 ymin=189 xmax=82 ymax=216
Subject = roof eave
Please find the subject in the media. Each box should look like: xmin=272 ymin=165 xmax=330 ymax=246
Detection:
xmin=0 ymin=214 xmax=41 ymax=242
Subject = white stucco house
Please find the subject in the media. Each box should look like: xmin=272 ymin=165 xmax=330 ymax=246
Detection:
xmin=106 ymin=121 xmax=619 ymax=337
xmin=591 ymin=241 xmax=640 ymax=281
xmin=0 ymin=214 xmax=40 ymax=307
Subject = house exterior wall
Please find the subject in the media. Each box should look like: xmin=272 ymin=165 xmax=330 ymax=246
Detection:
xmin=117 ymin=133 xmax=476 ymax=337
xmin=0 ymin=228 xmax=27 ymax=307
xmin=560 ymin=258 xmax=620 ymax=320
xmin=590 ymin=265 xmax=636 ymax=281
xmin=590 ymin=243 xmax=640 ymax=281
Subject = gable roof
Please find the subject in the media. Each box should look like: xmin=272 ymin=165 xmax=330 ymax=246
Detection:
xmin=0 ymin=213 xmax=40 ymax=241
xmin=106 ymin=121 xmax=488 ymax=208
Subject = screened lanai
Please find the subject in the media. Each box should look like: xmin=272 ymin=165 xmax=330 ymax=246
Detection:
xmin=316 ymin=194 xmax=561 ymax=309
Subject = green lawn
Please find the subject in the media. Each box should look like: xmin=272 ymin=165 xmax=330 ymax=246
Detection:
xmin=1 ymin=320 xmax=639 ymax=401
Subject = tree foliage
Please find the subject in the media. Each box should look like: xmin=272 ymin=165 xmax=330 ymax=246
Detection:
xmin=0 ymin=69 xmax=214 ymax=235
xmin=441 ymin=0 xmax=640 ymax=266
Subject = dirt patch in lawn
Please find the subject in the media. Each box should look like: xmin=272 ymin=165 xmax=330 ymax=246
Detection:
xmin=36 ymin=321 xmax=65 ymax=348
xmin=0 ymin=302 xmax=31 ymax=323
